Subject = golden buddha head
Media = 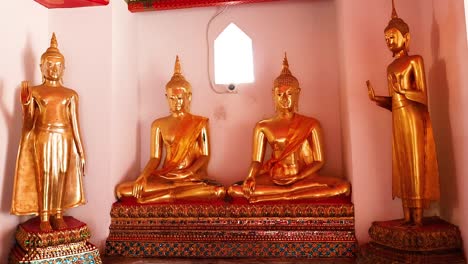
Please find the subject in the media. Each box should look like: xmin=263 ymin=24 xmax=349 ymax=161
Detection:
xmin=273 ymin=54 xmax=301 ymax=112
xmin=166 ymin=56 xmax=192 ymax=113
xmin=40 ymin=33 xmax=65 ymax=82
xmin=384 ymin=0 xmax=410 ymax=56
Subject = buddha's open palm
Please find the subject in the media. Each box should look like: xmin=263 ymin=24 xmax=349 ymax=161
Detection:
xmin=20 ymin=81 xmax=31 ymax=105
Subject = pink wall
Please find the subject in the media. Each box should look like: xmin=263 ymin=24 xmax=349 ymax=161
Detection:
xmin=135 ymin=0 xmax=344 ymax=186
xmin=1 ymin=0 xmax=467 ymax=258
xmin=422 ymin=0 xmax=468 ymax=257
xmin=110 ymin=0 xmax=140 ymax=186
xmin=0 ymin=0 xmax=48 ymax=259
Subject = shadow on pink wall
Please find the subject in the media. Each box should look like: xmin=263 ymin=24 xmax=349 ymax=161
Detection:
xmin=0 ymin=33 xmax=38 ymax=260
xmin=427 ymin=7 xmax=458 ymax=221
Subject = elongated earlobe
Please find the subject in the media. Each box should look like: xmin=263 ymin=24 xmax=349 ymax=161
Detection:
xmin=405 ymin=33 xmax=411 ymax=52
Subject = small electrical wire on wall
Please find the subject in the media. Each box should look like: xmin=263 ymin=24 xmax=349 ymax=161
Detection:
xmin=207 ymin=6 xmax=231 ymax=94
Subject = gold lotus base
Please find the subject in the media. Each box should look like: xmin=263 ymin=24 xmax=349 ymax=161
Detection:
xmin=9 ymin=216 xmax=102 ymax=264
xmin=105 ymin=198 xmax=358 ymax=258
xmin=359 ymin=217 xmax=466 ymax=264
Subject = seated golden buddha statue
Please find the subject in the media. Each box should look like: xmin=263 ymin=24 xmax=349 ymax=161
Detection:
xmin=228 ymin=55 xmax=350 ymax=203
xmin=116 ymin=56 xmax=225 ymax=203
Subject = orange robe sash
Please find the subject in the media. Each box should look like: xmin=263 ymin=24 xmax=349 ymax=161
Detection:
xmin=156 ymin=115 xmax=207 ymax=176
xmin=262 ymin=114 xmax=316 ymax=174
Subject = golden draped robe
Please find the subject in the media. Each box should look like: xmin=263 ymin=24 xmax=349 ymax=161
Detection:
xmin=150 ymin=114 xmax=209 ymax=180
xmin=390 ymin=75 xmax=440 ymax=209
xmin=11 ymin=90 xmax=85 ymax=215
xmin=262 ymin=114 xmax=318 ymax=185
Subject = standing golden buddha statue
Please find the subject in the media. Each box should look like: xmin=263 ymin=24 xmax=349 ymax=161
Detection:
xmin=115 ymin=56 xmax=225 ymax=203
xmin=366 ymin=0 xmax=440 ymax=225
xmin=228 ymin=55 xmax=350 ymax=203
xmin=11 ymin=33 xmax=86 ymax=231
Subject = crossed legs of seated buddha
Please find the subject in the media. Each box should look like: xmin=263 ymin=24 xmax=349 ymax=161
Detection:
xmin=116 ymin=177 xmax=226 ymax=203
xmin=228 ymin=173 xmax=350 ymax=203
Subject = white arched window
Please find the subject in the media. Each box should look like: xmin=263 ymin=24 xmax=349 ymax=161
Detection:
xmin=214 ymin=23 xmax=254 ymax=85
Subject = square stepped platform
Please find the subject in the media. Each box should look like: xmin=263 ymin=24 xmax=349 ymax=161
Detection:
xmin=105 ymin=196 xmax=357 ymax=258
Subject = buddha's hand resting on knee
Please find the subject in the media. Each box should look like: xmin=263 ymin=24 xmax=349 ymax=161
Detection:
xmin=132 ymin=175 xmax=147 ymax=199
xmin=243 ymin=176 xmax=256 ymax=198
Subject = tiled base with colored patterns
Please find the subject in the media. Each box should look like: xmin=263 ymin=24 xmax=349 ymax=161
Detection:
xmin=105 ymin=197 xmax=357 ymax=258
xmin=369 ymin=216 xmax=463 ymax=251
xmin=106 ymin=241 xmax=356 ymax=258
xmin=358 ymin=217 xmax=466 ymax=264
xmin=9 ymin=248 xmax=101 ymax=264
xmin=9 ymin=216 xmax=102 ymax=264
xmin=358 ymin=242 xmax=466 ymax=264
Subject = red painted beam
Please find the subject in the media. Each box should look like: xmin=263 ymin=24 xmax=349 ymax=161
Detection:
xmin=128 ymin=0 xmax=280 ymax=13
xmin=34 ymin=0 xmax=109 ymax=8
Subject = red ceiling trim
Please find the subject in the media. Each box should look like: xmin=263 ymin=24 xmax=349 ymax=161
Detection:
xmin=128 ymin=0 xmax=280 ymax=13
xmin=34 ymin=0 xmax=109 ymax=8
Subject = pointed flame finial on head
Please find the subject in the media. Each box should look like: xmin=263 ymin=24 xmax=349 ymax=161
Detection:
xmin=166 ymin=55 xmax=192 ymax=92
xmin=391 ymin=0 xmax=398 ymax=19
xmin=283 ymin=52 xmax=289 ymax=69
xmin=274 ymin=52 xmax=299 ymax=90
xmin=41 ymin=32 xmax=64 ymax=63
xmin=385 ymin=0 xmax=409 ymax=35
xmin=174 ymin=55 xmax=182 ymax=75
xmin=280 ymin=52 xmax=292 ymax=76
xmin=50 ymin=32 xmax=58 ymax=49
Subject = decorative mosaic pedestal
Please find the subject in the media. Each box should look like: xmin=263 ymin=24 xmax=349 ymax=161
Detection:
xmin=9 ymin=216 xmax=102 ymax=264
xmin=358 ymin=217 xmax=466 ymax=264
xmin=105 ymin=197 xmax=357 ymax=258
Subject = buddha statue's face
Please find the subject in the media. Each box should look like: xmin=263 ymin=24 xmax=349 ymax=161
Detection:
xmin=385 ymin=28 xmax=407 ymax=53
xmin=273 ymin=85 xmax=300 ymax=112
xmin=166 ymin=87 xmax=191 ymax=114
xmin=41 ymin=56 xmax=65 ymax=81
